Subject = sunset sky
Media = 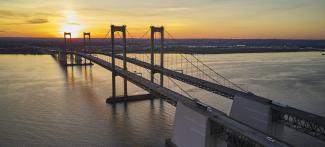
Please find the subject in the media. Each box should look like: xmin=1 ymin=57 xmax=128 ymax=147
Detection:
xmin=0 ymin=0 xmax=324 ymax=39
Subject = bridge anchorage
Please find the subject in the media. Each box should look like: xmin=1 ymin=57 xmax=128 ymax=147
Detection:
xmin=56 ymin=32 xmax=93 ymax=66
xmin=50 ymin=24 xmax=325 ymax=147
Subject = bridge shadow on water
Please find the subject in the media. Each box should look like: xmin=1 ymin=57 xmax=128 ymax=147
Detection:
xmin=50 ymin=54 xmax=195 ymax=146
xmin=56 ymin=64 xmax=107 ymax=113
xmin=49 ymin=57 xmax=175 ymax=146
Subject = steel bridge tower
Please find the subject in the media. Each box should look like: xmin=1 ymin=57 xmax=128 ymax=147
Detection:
xmin=110 ymin=25 xmax=128 ymax=98
xmin=83 ymin=32 xmax=92 ymax=65
xmin=57 ymin=32 xmax=93 ymax=66
xmin=59 ymin=32 xmax=71 ymax=65
xmin=150 ymin=26 xmax=164 ymax=86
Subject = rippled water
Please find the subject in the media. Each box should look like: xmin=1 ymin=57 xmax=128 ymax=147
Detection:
xmin=0 ymin=52 xmax=324 ymax=146
xmin=0 ymin=55 xmax=175 ymax=146
xmin=195 ymin=52 xmax=325 ymax=117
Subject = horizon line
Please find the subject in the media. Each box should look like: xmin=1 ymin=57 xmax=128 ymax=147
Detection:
xmin=0 ymin=36 xmax=324 ymax=41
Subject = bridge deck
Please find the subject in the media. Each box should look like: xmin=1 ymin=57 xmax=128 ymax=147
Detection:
xmin=95 ymin=51 xmax=325 ymax=141
xmin=73 ymin=51 xmax=291 ymax=147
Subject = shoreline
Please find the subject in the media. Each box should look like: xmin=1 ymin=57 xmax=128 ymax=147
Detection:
xmin=0 ymin=47 xmax=322 ymax=55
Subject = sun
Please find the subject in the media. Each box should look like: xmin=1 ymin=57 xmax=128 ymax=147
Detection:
xmin=59 ymin=10 xmax=84 ymax=38
xmin=61 ymin=24 xmax=82 ymax=38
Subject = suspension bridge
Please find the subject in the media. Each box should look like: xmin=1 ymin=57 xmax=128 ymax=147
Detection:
xmin=49 ymin=25 xmax=325 ymax=147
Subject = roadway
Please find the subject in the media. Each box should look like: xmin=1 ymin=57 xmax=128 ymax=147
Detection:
xmin=93 ymin=51 xmax=325 ymax=141
xmin=72 ymin=51 xmax=291 ymax=147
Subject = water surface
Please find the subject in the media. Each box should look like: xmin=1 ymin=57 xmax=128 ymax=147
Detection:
xmin=0 ymin=52 xmax=324 ymax=146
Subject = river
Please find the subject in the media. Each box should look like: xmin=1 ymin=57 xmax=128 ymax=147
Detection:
xmin=0 ymin=52 xmax=324 ymax=146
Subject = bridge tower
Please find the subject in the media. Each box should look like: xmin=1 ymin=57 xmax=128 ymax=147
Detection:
xmin=65 ymin=33 xmax=75 ymax=65
xmin=74 ymin=34 xmax=82 ymax=64
xmin=58 ymin=32 xmax=93 ymax=66
xmin=150 ymin=26 xmax=164 ymax=86
xmin=110 ymin=25 xmax=128 ymax=98
xmin=83 ymin=32 xmax=92 ymax=65
xmin=59 ymin=32 xmax=71 ymax=65
xmin=106 ymin=25 xmax=158 ymax=104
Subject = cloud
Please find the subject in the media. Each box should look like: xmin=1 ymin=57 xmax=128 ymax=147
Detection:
xmin=0 ymin=10 xmax=61 ymax=20
xmin=2 ymin=18 xmax=48 ymax=25
xmin=26 ymin=18 xmax=48 ymax=24
xmin=0 ymin=10 xmax=28 ymax=18
xmin=78 ymin=6 xmax=192 ymax=18
xmin=34 ymin=12 xmax=62 ymax=17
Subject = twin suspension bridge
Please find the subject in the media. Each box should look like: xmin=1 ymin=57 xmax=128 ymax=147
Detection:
xmin=48 ymin=25 xmax=325 ymax=147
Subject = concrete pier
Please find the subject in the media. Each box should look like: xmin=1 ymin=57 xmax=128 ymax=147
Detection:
xmin=170 ymin=102 xmax=212 ymax=147
xmin=75 ymin=54 xmax=82 ymax=64
xmin=168 ymin=99 xmax=289 ymax=147
xmin=230 ymin=95 xmax=284 ymax=138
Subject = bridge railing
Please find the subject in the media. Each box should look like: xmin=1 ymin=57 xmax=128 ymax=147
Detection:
xmin=272 ymin=104 xmax=325 ymax=141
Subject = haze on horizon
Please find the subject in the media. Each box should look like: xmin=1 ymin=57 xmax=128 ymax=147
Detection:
xmin=0 ymin=0 xmax=324 ymax=39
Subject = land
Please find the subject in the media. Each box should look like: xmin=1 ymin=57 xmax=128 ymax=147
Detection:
xmin=0 ymin=37 xmax=324 ymax=54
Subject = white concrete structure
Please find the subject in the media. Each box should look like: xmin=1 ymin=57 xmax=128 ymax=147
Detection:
xmin=230 ymin=95 xmax=284 ymax=138
xmin=171 ymin=102 xmax=210 ymax=147
xmin=171 ymin=102 xmax=226 ymax=147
